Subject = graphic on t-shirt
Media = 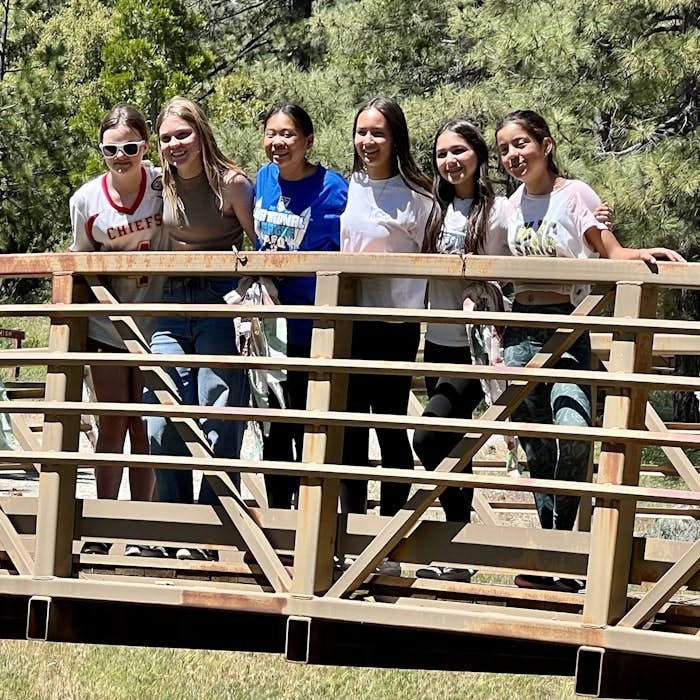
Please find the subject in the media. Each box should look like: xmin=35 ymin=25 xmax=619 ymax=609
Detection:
xmin=513 ymin=218 xmax=558 ymax=256
xmin=438 ymin=226 xmax=467 ymax=255
xmin=254 ymin=196 xmax=311 ymax=251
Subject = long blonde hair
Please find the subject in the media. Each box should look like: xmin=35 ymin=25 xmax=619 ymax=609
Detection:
xmin=156 ymin=96 xmax=247 ymax=218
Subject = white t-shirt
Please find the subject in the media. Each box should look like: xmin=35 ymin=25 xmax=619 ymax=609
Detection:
xmin=426 ymin=196 xmax=510 ymax=346
xmin=503 ymin=179 xmax=605 ymax=304
xmin=69 ymin=165 xmax=167 ymax=347
xmin=340 ymin=172 xmax=433 ymax=309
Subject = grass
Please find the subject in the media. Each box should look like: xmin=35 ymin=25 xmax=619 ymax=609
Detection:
xmin=0 ymin=641 xmax=578 ymax=700
xmin=0 ymin=316 xmax=50 ymax=383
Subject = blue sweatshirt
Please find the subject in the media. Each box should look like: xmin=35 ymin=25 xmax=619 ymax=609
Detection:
xmin=254 ymin=162 xmax=348 ymax=347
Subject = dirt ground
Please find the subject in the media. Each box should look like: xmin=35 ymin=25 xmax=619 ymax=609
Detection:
xmin=0 ymin=418 xmax=533 ymax=525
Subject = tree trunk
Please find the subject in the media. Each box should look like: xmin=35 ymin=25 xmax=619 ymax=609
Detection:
xmin=0 ymin=0 xmax=11 ymax=81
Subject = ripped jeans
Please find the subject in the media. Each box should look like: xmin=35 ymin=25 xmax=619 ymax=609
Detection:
xmin=504 ymin=302 xmax=591 ymax=531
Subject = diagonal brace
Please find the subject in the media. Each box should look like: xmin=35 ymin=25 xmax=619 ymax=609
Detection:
xmin=328 ymin=292 xmax=611 ymax=597
xmin=618 ymin=537 xmax=700 ymax=628
xmin=84 ymin=278 xmax=282 ymax=582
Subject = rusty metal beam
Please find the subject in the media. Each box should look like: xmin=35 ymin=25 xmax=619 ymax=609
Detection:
xmin=619 ymin=537 xmax=700 ymax=629
xmin=584 ymin=283 xmax=657 ymax=627
xmin=292 ymin=272 xmax=352 ymax=596
xmin=5 ymin=448 xmax=700 ymax=506
xmin=0 ymin=252 xmax=696 ymax=289
xmin=33 ymin=273 xmax=87 ymax=579
xmin=6 ymin=350 xmax=700 ymax=396
xmin=9 ymin=400 xmax=700 ymax=452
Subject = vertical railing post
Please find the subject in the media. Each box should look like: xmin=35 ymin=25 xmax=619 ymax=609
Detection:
xmin=583 ymin=281 xmax=657 ymax=625
xmin=33 ymin=273 xmax=88 ymax=579
xmin=292 ymin=271 xmax=354 ymax=595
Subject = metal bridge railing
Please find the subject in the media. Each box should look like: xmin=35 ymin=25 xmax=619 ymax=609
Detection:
xmin=0 ymin=251 xmax=699 ymax=698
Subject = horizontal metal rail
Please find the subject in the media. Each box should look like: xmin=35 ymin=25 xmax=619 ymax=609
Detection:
xmin=0 ymin=251 xmax=697 ymax=289
xmin=1 ymin=449 xmax=698 ymax=505
xmin=2 ymin=351 xmax=700 ymax=393
xmin=2 ymin=250 xmax=700 ymax=698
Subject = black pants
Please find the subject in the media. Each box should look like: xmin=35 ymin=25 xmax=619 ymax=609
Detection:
xmin=412 ymin=340 xmax=484 ymax=523
xmin=340 ymin=321 xmax=421 ymax=516
xmin=262 ymin=343 xmax=309 ymax=509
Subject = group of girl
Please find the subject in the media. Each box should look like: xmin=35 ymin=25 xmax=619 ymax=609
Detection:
xmin=70 ymin=96 xmax=682 ymax=587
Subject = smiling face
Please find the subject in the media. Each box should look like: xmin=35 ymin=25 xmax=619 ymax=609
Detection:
xmin=496 ymin=121 xmax=553 ymax=192
xmin=354 ymin=108 xmax=394 ymax=180
xmin=263 ymin=112 xmax=313 ymax=180
xmin=101 ymin=124 xmax=146 ymax=177
xmin=434 ymin=130 xmax=478 ymax=198
xmin=158 ymin=115 xmax=202 ymax=177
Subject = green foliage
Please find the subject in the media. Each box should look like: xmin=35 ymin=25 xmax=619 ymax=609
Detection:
xmin=0 ymin=1 xmax=79 ymax=258
xmin=100 ymin=0 xmax=213 ymax=126
xmin=1 ymin=0 xmax=699 ymax=286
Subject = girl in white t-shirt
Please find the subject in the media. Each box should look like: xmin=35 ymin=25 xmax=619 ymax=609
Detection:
xmin=340 ymin=96 xmax=433 ymax=517
xmin=412 ymin=118 xmax=510 ymax=582
xmin=495 ymin=109 xmax=683 ymax=593
xmin=70 ymin=104 xmax=165 ymax=555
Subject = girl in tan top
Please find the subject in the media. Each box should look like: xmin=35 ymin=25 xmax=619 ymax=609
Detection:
xmin=144 ymin=97 xmax=255 ymax=561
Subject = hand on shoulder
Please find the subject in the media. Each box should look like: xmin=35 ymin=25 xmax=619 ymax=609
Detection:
xmin=223 ymin=169 xmax=252 ymax=187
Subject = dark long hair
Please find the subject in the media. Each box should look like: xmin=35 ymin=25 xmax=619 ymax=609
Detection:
xmin=351 ymin=96 xmax=432 ymax=196
xmin=495 ymin=109 xmax=563 ymax=178
xmin=424 ymin=118 xmax=495 ymax=254
xmin=263 ymin=102 xmax=314 ymax=137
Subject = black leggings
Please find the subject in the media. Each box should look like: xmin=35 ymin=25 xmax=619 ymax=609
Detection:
xmin=262 ymin=343 xmax=309 ymax=509
xmin=340 ymin=321 xmax=421 ymax=516
xmin=412 ymin=340 xmax=484 ymax=523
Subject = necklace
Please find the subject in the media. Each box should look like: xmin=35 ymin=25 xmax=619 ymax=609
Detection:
xmin=369 ymin=175 xmax=392 ymax=215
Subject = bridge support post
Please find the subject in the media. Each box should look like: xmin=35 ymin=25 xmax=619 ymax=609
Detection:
xmin=292 ymin=272 xmax=354 ymax=595
xmin=33 ymin=273 xmax=87 ymax=579
xmin=584 ymin=281 xmax=657 ymax=626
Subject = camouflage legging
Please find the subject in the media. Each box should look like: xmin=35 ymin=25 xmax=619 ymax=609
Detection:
xmin=504 ymin=301 xmax=591 ymax=531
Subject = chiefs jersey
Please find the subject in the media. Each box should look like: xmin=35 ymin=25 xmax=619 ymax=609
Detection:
xmin=69 ymin=165 xmax=167 ymax=348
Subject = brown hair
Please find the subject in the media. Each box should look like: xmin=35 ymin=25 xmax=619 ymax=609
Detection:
xmin=156 ymin=96 xmax=248 ymax=215
xmin=495 ymin=109 xmax=563 ymax=177
xmin=99 ymin=103 xmax=149 ymax=142
xmin=351 ymin=96 xmax=432 ymax=196
xmin=424 ymin=118 xmax=495 ymax=254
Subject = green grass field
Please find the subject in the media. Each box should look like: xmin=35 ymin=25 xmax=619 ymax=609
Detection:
xmin=0 ymin=641 xmax=578 ymax=700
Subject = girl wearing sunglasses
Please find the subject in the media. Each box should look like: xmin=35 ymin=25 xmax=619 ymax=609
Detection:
xmin=69 ymin=103 xmax=165 ymax=556
xmin=144 ymin=97 xmax=256 ymax=560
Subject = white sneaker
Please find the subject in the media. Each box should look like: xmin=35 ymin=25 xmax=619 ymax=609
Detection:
xmin=176 ymin=548 xmax=217 ymax=561
xmin=335 ymin=556 xmax=400 ymax=576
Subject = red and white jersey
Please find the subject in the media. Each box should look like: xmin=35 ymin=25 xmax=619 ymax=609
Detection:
xmin=69 ymin=165 xmax=167 ymax=348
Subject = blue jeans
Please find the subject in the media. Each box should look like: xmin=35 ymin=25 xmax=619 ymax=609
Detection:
xmin=144 ymin=277 xmax=249 ymax=505
xmin=504 ymin=301 xmax=591 ymax=531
